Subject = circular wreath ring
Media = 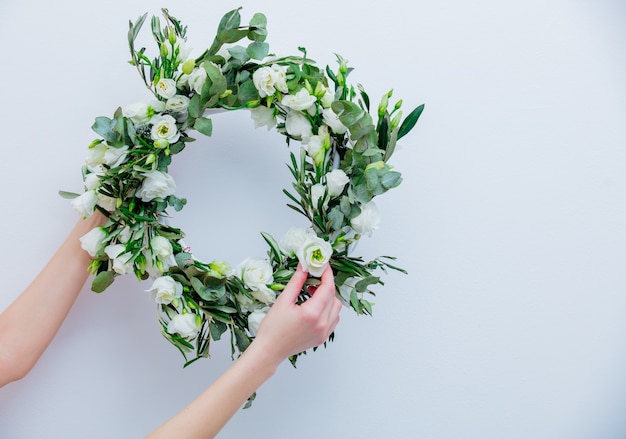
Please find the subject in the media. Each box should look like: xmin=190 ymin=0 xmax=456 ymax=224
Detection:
xmin=62 ymin=8 xmax=423 ymax=368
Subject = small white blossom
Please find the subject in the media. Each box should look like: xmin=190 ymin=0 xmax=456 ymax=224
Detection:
xmin=351 ymin=201 xmax=381 ymax=236
xmin=281 ymin=88 xmax=317 ymax=112
xmin=104 ymin=244 xmax=134 ymax=275
xmin=325 ymin=169 xmax=349 ymax=197
xmin=79 ymin=227 xmax=107 ymax=257
xmin=285 ymin=111 xmax=312 ymax=139
xmin=322 ymin=107 xmax=348 ymax=134
xmin=150 ymin=114 xmax=180 ymax=144
xmin=250 ymin=106 xmax=276 ymax=130
xmin=155 ymin=78 xmax=177 ymax=99
xmin=296 ymin=235 xmax=333 ymax=277
xmin=138 ymin=171 xmax=176 ymax=202
xmin=122 ymin=101 xmax=165 ymax=126
xmin=167 ymin=313 xmax=200 ymax=339
xmin=72 ymin=190 xmax=98 ymax=218
xmin=145 ymin=276 xmax=183 ymax=305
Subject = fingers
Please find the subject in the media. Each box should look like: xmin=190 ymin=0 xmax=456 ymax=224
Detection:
xmin=276 ymin=264 xmax=308 ymax=304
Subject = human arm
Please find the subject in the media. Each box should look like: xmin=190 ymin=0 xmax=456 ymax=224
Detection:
xmin=145 ymin=264 xmax=342 ymax=439
xmin=0 ymin=212 xmax=106 ymax=386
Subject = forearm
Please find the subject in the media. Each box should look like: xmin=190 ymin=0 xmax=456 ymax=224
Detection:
xmin=145 ymin=341 xmax=281 ymax=439
xmin=0 ymin=212 xmax=106 ymax=386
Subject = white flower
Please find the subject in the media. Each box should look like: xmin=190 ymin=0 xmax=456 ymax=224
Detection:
xmin=151 ymin=235 xmax=176 ymax=269
xmin=166 ymin=95 xmax=190 ymax=113
xmin=138 ymin=171 xmax=176 ymax=202
xmin=235 ymin=258 xmax=276 ymax=304
xmin=96 ymin=194 xmax=118 ymax=212
xmin=296 ymin=235 xmax=333 ymax=277
xmin=250 ymin=106 xmax=276 ymax=130
xmin=119 ymin=226 xmax=132 ymax=244
xmin=145 ymin=276 xmax=183 ymax=305
xmin=143 ymin=250 xmax=164 ymax=277
xmin=84 ymin=173 xmax=101 ymax=191
xmin=320 ymin=85 xmax=335 ymax=108
xmin=103 ymin=145 xmax=129 ymax=168
xmin=252 ymin=64 xmax=288 ymax=98
xmin=162 ymin=39 xmax=191 ymax=64
xmin=150 ymin=114 xmax=180 ymax=144
xmin=281 ymin=227 xmax=316 ymax=256
xmin=322 ymin=107 xmax=348 ymax=134
xmin=104 ymin=244 xmax=134 ymax=275
xmin=305 ymin=126 xmax=329 ymax=165
xmin=325 ymin=169 xmax=349 ymax=197
xmin=79 ymin=227 xmax=107 ymax=257
xmin=253 ymin=66 xmax=277 ymax=98
xmin=247 ymin=307 xmax=270 ymax=337
xmin=187 ymin=66 xmax=207 ymax=94
xmin=155 ymin=78 xmax=177 ymax=99
xmin=281 ymin=88 xmax=317 ymax=112
xmin=310 ymin=183 xmax=328 ymax=210
xmin=167 ymin=313 xmax=200 ymax=339
xmin=122 ymin=101 xmax=165 ymax=125
xmin=285 ymin=111 xmax=312 ymax=139
xmin=271 ymin=64 xmax=288 ymax=94
xmin=351 ymin=201 xmax=381 ymax=236
xmin=72 ymin=190 xmax=98 ymax=218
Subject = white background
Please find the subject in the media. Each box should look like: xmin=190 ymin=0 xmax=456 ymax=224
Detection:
xmin=1 ymin=0 xmax=625 ymax=438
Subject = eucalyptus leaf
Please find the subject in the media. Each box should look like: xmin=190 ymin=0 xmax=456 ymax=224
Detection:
xmin=92 ymin=271 xmax=115 ymax=293
xmin=194 ymin=117 xmax=213 ymax=136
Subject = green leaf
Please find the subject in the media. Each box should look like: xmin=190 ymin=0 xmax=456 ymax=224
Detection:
xmin=246 ymin=41 xmax=269 ymax=60
xmin=219 ymin=29 xmax=248 ymax=44
xmin=58 ymin=190 xmax=80 ymax=199
xmin=194 ymin=117 xmax=213 ymax=136
xmin=260 ymin=232 xmax=283 ymax=264
xmin=397 ymin=104 xmax=424 ymax=140
xmin=92 ymin=271 xmax=115 ymax=293
xmin=188 ymin=94 xmax=202 ymax=118
xmin=233 ymin=326 xmax=251 ymax=352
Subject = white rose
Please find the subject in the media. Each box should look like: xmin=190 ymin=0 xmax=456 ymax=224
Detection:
xmin=351 ymin=201 xmax=381 ymax=236
xmin=281 ymin=88 xmax=317 ymax=112
xmin=167 ymin=313 xmax=200 ymax=339
xmin=79 ymin=227 xmax=107 ymax=257
xmin=84 ymin=173 xmax=101 ymax=191
xmin=143 ymin=250 xmax=164 ymax=277
xmin=145 ymin=275 xmax=183 ymax=305
xmin=322 ymin=107 xmax=348 ymax=134
xmin=250 ymin=106 xmax=276 ymax=130
xmin=187 ymin=66 xmax=208 ymax=94
xmin=251 ymin=286 xmax=276 ymax=305
xmin=280 ymin=227 xmax=316 ymax=256
xmin=271 ymin=64 xmax=288 ymax=94
xmin=96 ymin=194 xmax=118 ymax=212
xmin=150 ymin=114 xmax=180 ymax=144
xmin=235 ymin=258 xmax=276 ymax=304
xmin=247 ymin=307 xmax=270 ymax=337
xmin=151 ymin=235 xmax=176 ymax=269
xmin=103 ymin=145 xmax=129 ymax=168
xmin=310 ymin=183 xmax=328 ymax=210
xmin=104 ymin=244 xmax=134 ymax=275
xmin=119 ymin=226 xmax=132 ymax=244
xmin=296 ymin=235 xmax=333 ymax=277
xmin=252 ymin=66 xmax=277 ymax=98
xmin=155 ymin=78 xmax=177 ymax=99
xmin=166 ymin=95 xmax=190 ymax=113
xmin=285 ymin=111 xmax=313 ymax=139
xmin=86 ymin=143 xmax=107 ymax=168
xmin=325 ymin=169 xmax=349 ymax=197
xmin=72 ymin=190 xmax=98 ymax=218
xmin=122 ymin=101 xmax=165 ymax=125
xmin=138 ymin=171 xmax=176 ymax=202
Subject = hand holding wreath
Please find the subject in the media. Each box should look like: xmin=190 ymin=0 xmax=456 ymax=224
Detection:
xmin=62 ymin=8 xmax=424 ymax=370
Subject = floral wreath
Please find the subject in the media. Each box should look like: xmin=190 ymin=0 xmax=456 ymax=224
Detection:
xmin=62 ymin=8 xmax=423 ymax=369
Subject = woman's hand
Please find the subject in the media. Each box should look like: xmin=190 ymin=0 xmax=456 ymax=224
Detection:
xmin=253 ymin=264 xmax=342 ymax=367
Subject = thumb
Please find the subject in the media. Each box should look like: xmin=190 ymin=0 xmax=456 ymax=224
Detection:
xmin=277 ymin=265 xmax=308 ymax=304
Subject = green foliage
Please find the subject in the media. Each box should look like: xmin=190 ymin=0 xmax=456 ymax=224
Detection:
xmin=65 ymin=7 xmax=425 ymax=397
